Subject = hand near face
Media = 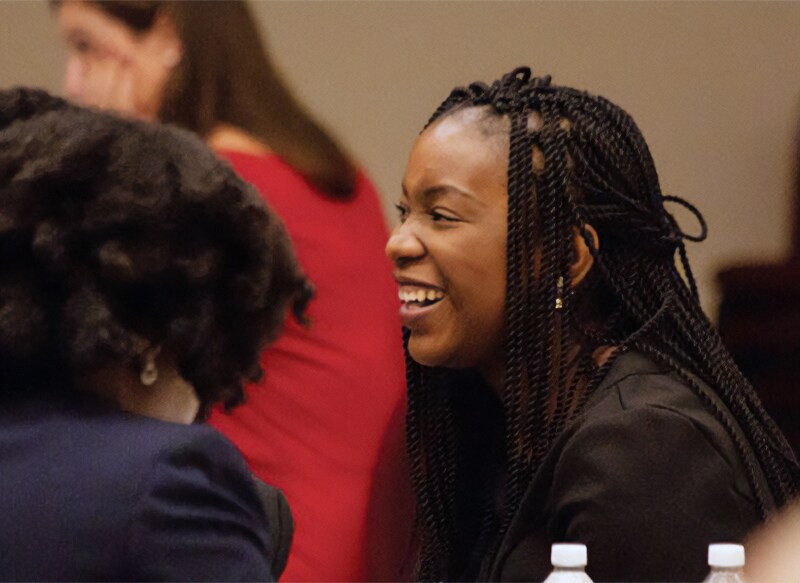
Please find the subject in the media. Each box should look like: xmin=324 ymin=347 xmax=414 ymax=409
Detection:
xmin=76 ymin=48 xmax=141 ymax=119
xmin=58 ymin=1 xmax=174 ymax=122
xmin=745 ymin=502 xmax=800 ymax=582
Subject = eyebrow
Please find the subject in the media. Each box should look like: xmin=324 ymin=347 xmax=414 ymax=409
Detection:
xmin=400 ymin=184 xmax=480 ymax=205
xmin=64 ymin=29 xmax=90 ymax=44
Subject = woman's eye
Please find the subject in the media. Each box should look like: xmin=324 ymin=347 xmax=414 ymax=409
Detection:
xmin=69 ymin=37 xmax=93 ymax=54
xmin=430 ymin=209 xmax=459 ymax=223
xmin=394 ymin=203 xmax=409 ymax=223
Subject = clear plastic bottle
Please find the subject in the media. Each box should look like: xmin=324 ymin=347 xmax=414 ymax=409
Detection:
xmin=702 ymin=543 xmax=746 ymax=583
xmin=542 ymin=543 xmax=594 ymax=583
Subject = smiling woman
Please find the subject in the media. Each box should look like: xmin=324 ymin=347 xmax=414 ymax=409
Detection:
xmin=389 ymin=108 xmax=509 ymax=385
xmin=387 ymin=68 xmax=800 ymax=582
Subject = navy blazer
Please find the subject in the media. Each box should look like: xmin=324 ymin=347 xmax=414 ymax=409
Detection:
xmin=0 ymin=392 xmax=278 ymax=582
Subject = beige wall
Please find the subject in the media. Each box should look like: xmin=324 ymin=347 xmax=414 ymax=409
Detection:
xmin=2 ymin=1 xmax=800 ymax=316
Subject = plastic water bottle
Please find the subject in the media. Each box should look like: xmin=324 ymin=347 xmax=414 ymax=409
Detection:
xmin=702 ymin=543 xmax=746 ymax=583
xmin=542 ymin=543 xmax=593 ymax=583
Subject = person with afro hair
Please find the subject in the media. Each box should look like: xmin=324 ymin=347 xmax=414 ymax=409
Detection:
xmin=0 ymin=88 xmax=312 ymax=582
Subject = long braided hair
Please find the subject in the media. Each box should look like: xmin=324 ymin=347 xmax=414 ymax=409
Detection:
xmin=405 ymin=67 xmax=800 ymax=580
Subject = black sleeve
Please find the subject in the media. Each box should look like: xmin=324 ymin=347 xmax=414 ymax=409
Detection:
xmin=252 ymin=477 xmax=294 ymax=579
xmin=123 ymin=429 xmax=275 ymax=582
xmin=546 ymin=406 xmax=759 ymax=582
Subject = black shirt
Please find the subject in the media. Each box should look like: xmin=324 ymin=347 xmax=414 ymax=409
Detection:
xmin=485 ymin=351 xmax=769 ymax=582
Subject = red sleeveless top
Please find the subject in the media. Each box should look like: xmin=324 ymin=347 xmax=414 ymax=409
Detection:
xmin=209 ymin=151 xmax=412 ymax=582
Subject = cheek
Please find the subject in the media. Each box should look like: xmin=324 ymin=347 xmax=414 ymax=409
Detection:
xmin=134 ymin=62 xmax=172 ymax=114
xmin=425 ymin=238 xmax=507 ymax=366
xmin=405 ymin=211 xmax=508 ymax=370
xmin=450 ymin=233 xmax=507 ymax=315
xmin=455 ymin=232 xmax=507 ymax=348
xmin=455 ymin=266 xmax=506 ymax=349
xmin=408 ymin=294 xmax=504 ymax=371
xmin=63 ymin=57 xmax=87 ymax=99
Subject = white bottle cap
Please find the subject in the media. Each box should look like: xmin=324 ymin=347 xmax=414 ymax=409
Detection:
xmin=708 ymin=544 xmax=745 ymax=568
xmin=551 ymin=543 xmax=588 ymax=568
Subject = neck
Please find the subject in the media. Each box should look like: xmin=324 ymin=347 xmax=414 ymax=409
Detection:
xmin=477 ymin=358 xmax=506 ymax=397
xmin=78 ymin=353 xmax=199 ymax=424
xmin=480 ymin=344 xmax=616 ymax=402
xmin=593 ymin=344 xmax=616 ymax=367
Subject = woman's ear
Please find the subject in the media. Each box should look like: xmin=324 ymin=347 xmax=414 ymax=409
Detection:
xmin=148 ymin=12 xmax=183 ymax=70
xmin=570 ymin=224 xmax=599 ymax=287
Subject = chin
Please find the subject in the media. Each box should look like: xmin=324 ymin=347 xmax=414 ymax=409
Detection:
xmin=407 ymin=336 xmax=464 ymax=370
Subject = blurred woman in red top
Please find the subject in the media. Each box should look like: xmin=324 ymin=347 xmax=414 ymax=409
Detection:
xmin=54 ymin=2 xmax=412 ymax=580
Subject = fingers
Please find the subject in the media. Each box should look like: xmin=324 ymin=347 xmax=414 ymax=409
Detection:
xmin=82 ymin=48 xmax=140 ymax=118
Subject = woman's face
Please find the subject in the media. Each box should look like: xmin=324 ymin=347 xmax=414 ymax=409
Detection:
xmin=57 ymin=1 xmax=178 ymax=120
xmin=386 ymin=109 xmax=509 ymax=385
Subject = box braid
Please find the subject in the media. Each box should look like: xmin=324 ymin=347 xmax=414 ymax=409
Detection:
xmin=404 ymin=67 xmax=800 ymax=581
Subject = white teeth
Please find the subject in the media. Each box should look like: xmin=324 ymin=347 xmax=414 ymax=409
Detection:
xmin=397 ymin=288 xmax=445 ymax=303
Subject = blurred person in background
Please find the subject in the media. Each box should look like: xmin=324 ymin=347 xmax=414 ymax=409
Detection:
xmin=745 ymin=500 xmax=800 ymax=582
xmin=52 ymin=2 xmax=412 ymax=581
xmin=716 ymin=106 xmax=800 ymax=456
xmin=0 ymin=88 xmax=310 ymax=581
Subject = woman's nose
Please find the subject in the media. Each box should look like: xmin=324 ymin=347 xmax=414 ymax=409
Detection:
xmin=386 ymin=222 xmax=425 ymax=267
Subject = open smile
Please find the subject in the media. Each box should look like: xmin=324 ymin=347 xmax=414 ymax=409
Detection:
xmin=397 ymin=284 xmax=447 ymax=326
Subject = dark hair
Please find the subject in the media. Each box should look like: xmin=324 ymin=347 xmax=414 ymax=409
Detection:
xmin=406 ymin=67 xmax=800 ymax=580
xmin=0 ymin=87 xmax=312 ymax=413
xmin=63 ymin=0 xmax=356 ymax=198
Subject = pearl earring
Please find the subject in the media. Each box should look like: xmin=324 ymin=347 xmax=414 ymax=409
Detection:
xmin=139 ymin=347 xmax=160 ymax=386
xmin=162 ymin=48 xmax=181 ymax=69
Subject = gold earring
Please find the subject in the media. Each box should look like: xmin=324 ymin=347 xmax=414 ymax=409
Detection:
xmin=555 ymin=276 xmax=564 ymax=310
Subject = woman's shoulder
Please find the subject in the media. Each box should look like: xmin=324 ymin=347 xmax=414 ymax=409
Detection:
xmin=554 ymin=350 xmax=760 ymax=504
xmin=0 ymin=396 xmax=273 ymax=581
xmin=215 ymin=142 xmax=380 ymax=210
xmin=582 ymin=350 xmax=729 ymax=431
xmin=113 ymin=416 xmax=275 ymax=580
xmin=134 ymin=416 xmax=249 ymax=471
xmin=71 ymin=399 xmax=244 ymax=463
xmin=208 ymin=125 xmax=272 ymax=158
xmin=507 ymin=351 xmax=765 ymax=581
xmin=29 ymin=396 xmax=255 ymax=491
